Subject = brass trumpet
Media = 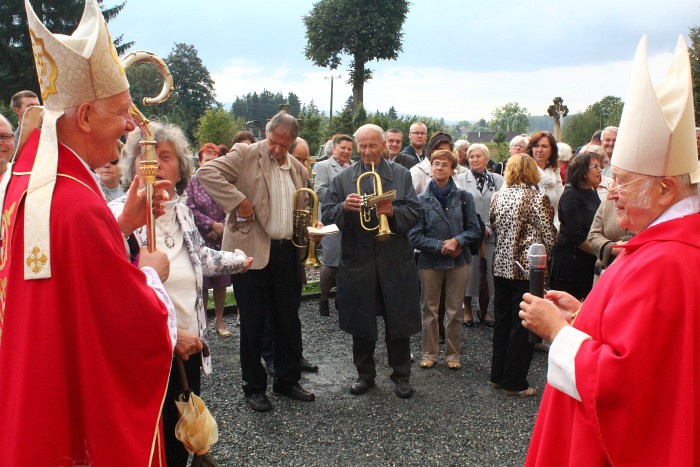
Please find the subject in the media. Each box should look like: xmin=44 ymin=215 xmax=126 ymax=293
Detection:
xmin=121 ymin=51 xmax=174 ymax=252
xmin=357 ymin=163 xmax=395 ymax=241
xmin=292 ymin=188 xmax=321 ymax=268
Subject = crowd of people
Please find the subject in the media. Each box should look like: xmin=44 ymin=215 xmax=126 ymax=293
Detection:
xmin=1 ymin=2 xmax=699 ymax=464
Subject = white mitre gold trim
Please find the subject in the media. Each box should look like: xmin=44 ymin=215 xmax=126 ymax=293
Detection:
xmin=20 ymin=0 xmax=129 ymax=279
xmin=613 ymin=35 xmax=699 ymax=184
xmin=25 ymin=0 xmax=128 ymax=110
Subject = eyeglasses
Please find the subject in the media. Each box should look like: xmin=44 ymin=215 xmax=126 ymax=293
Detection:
xmin=589 ymin=164 xmax=601 ymax=171
xmin=0 ymin=134 xmax=13 ymax=143
xmin=410 ymin=132 xmax=427 ymax=136
xmin=607 ymin=175 xmax=650 ymax=194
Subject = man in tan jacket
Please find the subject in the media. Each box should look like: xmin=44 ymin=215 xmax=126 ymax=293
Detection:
xmin=197 ymin=111 xmax=315 ymax=412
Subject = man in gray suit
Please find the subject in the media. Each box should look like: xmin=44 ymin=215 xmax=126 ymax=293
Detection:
xmin=197 ymin=111 xmax=315 ymax=412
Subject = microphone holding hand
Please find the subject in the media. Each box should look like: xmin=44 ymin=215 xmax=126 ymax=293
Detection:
xmin=527 ymin=243 xmax=547 ymax=344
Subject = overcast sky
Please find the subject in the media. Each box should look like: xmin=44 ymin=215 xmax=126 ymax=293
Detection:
xmin=109 ymin=0 xmax=699 ymax=122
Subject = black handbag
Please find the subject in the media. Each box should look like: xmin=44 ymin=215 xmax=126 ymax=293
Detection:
xmin=460 ymin=191 xmax=485 ymax=256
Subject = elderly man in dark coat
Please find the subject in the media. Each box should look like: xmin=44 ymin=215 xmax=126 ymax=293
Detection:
xmin=322 ymin=124 xmax=421 ymax=399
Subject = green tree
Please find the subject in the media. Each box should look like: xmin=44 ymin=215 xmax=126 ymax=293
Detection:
xmin=352 ymin=104 xmax=368 ymax=133
xmin=690 ymin=26 xmax=700 ymax=125
xmin=0 ymin=103 xmax=18 ymax=128
xmin=492 ymin=129 xmax=508 ymax=160
xmin=0 ymin=0 xmax=131 ymax=104
xmin=327 ymin=102 xmax=355 ymax=137
xmin=165 ymin=43 xmax=216 ymax=140
xmin=586 ymin=95 xmax=624 ymax=129
xmin=387 ymin=106 xmax=398 ymax=120
xmin=230 ymin=90 xmax=302 ymax=122
xmin=490 ymin=102 xmax=530 ymax=133
xmin=126 ymin=62 xmax=166 ymax=119
xmin=298 ymin=100 xmax=326 ymax=158
xmin=303 ymin=0 xmax=409 ymax=114
xmin=472 ymin=118 xmax=489 ymax=131
xmin=562 ymin=111 xmax=599 ymax=148
xmin=194 ymin=106 xmax=244 ymax=148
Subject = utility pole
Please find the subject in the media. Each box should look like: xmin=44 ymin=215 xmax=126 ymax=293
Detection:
xmin=324 ymin=74 xmax=341 ymax=123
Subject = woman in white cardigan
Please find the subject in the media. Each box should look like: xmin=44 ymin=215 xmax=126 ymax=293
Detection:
xmin=111 ymin=122 xmax=252 ymax=466
xmin=456 ymin=144 xmax=503 ymax=327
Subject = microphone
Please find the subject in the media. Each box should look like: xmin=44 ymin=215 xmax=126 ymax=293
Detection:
xmin=527 ymin=243 xmax=547 ymax=344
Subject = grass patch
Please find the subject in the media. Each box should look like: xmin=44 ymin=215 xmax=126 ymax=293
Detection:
xmin=208 ymin=280 xmax=321 ymax=307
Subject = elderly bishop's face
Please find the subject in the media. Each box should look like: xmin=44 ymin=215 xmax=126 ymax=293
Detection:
xmin=87 ymin=91 xmax=136 ymax=169
xmin=608 ymin=167 xmax=663 ymax=233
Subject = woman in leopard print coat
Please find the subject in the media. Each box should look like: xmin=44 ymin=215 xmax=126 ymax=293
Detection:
xmin=489 ymin=153 xmax=556 ymax=396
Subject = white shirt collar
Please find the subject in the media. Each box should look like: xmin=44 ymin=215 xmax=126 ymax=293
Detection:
xmin=649 ymin=194 xmax=700 ymax=228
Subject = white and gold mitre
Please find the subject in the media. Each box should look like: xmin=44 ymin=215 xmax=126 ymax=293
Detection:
xmin=13 ymin=0 xmax=129 ymax=280
xmin=613 ymin=35 xmax=699 ymax=184
xmin=25 ymin=0 xmax=128 ymax=109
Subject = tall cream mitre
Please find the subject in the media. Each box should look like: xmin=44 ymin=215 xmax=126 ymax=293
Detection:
xmin=25 ymin=0 xmax=129 ymax=109
xmin=7 ymin=0 xmax=130 ymax=280
xmin=612 ymin=35 xmax=699 ymax=184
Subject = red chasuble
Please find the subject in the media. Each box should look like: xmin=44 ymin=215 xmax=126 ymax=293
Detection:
xmin=0 ymin=131 xmax=173 ymax=466
xmin=526 ymin=211 xmax=700 ymax=466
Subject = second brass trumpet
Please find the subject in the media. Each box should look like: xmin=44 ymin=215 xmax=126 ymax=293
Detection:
xmin=292 ymin=188 xmax=321 ymax=268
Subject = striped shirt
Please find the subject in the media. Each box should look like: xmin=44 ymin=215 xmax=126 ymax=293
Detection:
xmin=268 ymin=154 xmax=295 ymax=240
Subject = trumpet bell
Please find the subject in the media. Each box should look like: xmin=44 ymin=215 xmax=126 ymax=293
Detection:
xmin=292 ymin=188 xmax=321 ymax=268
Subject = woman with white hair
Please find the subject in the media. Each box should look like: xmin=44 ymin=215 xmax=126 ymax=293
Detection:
xmin=454 ymin=139 xmax=470 ymax=167
xmin=494 ymin=134 xmax=529 ymax=175
xmin=457 ymin=143 xmax=503 ymax=327
xmin=111 ymin=121 xmax=253 ymax=466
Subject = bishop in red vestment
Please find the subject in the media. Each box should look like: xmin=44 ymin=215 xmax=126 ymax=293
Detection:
xmin=0 ymin=131 xmax=174 ymax=465
xmin=0 ymin=0 xmax=177 ymax=464
xmin=519 ymin=35 xmax=700 ymax=466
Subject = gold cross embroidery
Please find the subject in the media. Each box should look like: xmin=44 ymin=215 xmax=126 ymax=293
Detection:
xmin=26 ymin=246 xmax=48 ymax=275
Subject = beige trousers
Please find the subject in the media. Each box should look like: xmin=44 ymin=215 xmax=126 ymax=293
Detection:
xmin=419 ymin=263 xmax=470 ymax=362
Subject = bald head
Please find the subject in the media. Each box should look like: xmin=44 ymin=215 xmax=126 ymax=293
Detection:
xmin=408 ymin=122 xmax=427 ymax=150
xmin=290 ymin=137 xmax=311 ymax=170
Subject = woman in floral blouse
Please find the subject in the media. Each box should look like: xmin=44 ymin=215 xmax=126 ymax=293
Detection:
xmin=186 ymin=143 xmax=232 ymax=336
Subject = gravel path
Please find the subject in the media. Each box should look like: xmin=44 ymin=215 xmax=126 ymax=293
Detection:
xmin=201 ymin=297 xmax=547 ymax=466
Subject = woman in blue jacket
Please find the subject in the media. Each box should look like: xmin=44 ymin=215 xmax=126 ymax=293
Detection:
xmin=409 ymin=150 xmax=482 ymax=370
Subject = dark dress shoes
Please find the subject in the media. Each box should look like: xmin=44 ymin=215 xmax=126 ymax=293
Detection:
xmin=245 ymin=393 xmax=272 ymax=412
xmin=273 ymin=383 xmax=315 ymax=402
xmin=394 ymin=380 xmax=415 ymax=399
xmin=349 ymin=378 xmax=375 ymax=395
xmin=300 ymin=356 xmax=319 ymax=373
xmin=319 ymin=300 xmax=330 ymax=316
